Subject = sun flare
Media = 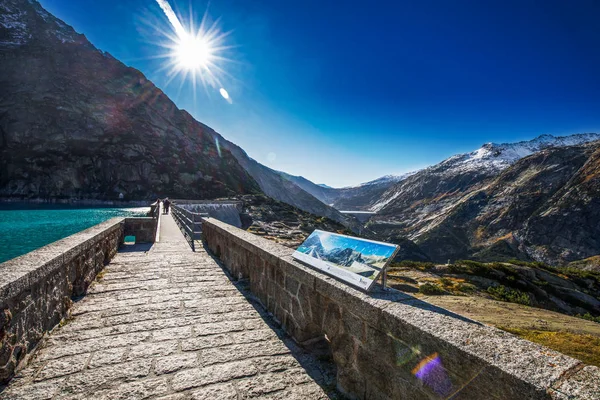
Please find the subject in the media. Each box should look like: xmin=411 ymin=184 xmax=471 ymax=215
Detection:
xmin=152 ymin=0 xmax=233 ymax=99
xmin=175 ymin=34 xmax=211 ymax=70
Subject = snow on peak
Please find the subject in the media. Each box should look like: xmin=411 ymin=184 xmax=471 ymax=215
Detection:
xmin=437 ymin=133 xmax=600 ymax=175
xmin=345 ymin=173 xmax=416 ymax=189
xmin=0 ymin=0 xmax=78 ymax=47
xmin=0 ymin=2 xmax=29 ymax=47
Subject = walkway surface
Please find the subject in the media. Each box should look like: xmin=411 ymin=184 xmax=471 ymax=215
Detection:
xmin=1 ymin=214 xmax=333 ymax=399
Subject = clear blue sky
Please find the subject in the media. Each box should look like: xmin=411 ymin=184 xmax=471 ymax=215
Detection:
xmin=39 ymin=0 xmax=600 ymax=187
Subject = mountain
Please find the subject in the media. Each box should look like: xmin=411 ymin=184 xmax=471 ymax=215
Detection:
xmin=372 ymin=133 xmax=600 ymax=212
xmin=369 ymin=138 xmax=600 ymax=265
xmin=209 ymin=139 xmax=358 ymax=228
xmin=0 ymin=0 xmax=260 ymax=200
xmin=279 ymin=171 xmax=413 ymax=211
xmin=280 ymin=133 xmax=600 ymax=215
xmin=0 ymin=0 xmax=356 ymax=229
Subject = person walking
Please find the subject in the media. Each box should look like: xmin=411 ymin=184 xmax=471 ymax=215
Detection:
xmin=163 ymin=198 xmax=171 ymax=214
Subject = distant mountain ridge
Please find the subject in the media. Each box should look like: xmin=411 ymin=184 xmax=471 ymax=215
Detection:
xmin=370 ymin=133 xmax=600 ymax=212
xmin=280 ymin=133 xmax=600 ymax=214
xmin=279 ymin=171 xmax=415 ymax=211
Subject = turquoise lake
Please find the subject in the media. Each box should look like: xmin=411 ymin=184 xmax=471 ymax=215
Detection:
xmin=0 ymin=204 xmax=149 ymax=263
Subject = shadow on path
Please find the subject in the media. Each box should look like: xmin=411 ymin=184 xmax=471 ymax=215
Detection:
xmin=118 ymin=243 xmax=154 ymax=253
xmin=202 ymin=249 xmax=344 ymax=399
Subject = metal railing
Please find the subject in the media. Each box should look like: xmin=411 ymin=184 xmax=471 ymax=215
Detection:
xmin=171 ymin=204 xmax=208 ymax=251
xmin=149 ymin=201 xmax=161 ymax=219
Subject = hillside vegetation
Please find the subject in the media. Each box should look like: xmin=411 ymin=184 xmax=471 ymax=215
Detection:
xmin=388 ymin=259 xmax=600 ymax=366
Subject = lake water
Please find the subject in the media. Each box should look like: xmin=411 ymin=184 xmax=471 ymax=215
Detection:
xmin=0 ymin=204 xmax=149 ymax=263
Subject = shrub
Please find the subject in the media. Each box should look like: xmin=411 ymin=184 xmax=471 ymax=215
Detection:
xmin=390 ymin=260 xmax=436 ymax=271
xmin=457 ymin=283 xmax=476 ymax=293
xmin=439 ymin=277 xmax=453 ymax=287
xmin=577 ymin=313 xmax=600 ymax=324
xmin=419 ymin=283 xmax=446 ymax=295
xmin=449 ymin=260 xmax=491 ymax=276
xmin=487 ymin=285 xmax=531 ymax=305
xmin=559 ymin=267 xmax=600 ymax=284
xmin=508 ymin=259 xmax=552 ymax=270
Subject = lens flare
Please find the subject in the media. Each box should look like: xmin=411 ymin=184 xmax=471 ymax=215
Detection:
xmin=151 ymin=0 xmax=233 ymax=100
xmin=412 ymin=353 xmax=452 ymax=396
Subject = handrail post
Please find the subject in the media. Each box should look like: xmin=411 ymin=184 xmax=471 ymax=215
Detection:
xmin=191 ymin=212 xmax=195 ymax=252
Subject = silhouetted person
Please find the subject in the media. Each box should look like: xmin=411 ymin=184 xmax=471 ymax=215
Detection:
xmin=153 ymin=198 xmax=161 ymax=217
xmin=163 ymin=198 xmax=171 ymax=214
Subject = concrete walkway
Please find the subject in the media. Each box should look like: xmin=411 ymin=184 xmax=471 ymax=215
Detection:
xmin=1 ymin=215 xmax=332 ymax=399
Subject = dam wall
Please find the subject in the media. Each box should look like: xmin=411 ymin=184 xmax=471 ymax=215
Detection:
xmin=178 ymin=202 xmax=243 ymax=228
xmin=202 ymin=217 xmax=600 ymax=400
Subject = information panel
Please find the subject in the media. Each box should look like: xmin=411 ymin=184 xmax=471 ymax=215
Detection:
xmin=292 ymin=230 xmax=399 ymax=291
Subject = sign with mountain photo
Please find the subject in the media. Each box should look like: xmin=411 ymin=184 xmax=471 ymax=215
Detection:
xmin=292 ymin=230 xmax=399 ymax=291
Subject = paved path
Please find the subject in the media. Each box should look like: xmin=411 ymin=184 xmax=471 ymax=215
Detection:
xmin=1 ymin=215 xmax=333 ymax=399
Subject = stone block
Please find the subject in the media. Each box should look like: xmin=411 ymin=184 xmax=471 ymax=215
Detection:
xmin=171 ymin=360 xmax=258 ymax=392
xmin=549 ymin=365 xmax=600 ymax=400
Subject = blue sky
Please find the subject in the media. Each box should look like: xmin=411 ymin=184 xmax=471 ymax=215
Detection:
xmin=39 ymin=0 xmax=600 ymax=187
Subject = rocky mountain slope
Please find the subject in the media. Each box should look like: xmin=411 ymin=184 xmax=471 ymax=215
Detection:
xmin=371 ymin=133 xmax=600 ymax=212
xmin=388 ymin=259 xmax=600 ymax=319
xmin=387 ymin=259 xmax=600 ymax=367
xmin=280 ymin=172 xmax=413 ymax=211
xmin=237 ymin=194 xmax=353 ymax=248
xmin=0 ymin=0 xmax=357 ymax=230
xmin=369 ymin=139 xmax=600 ymax=265
xmin=207 ymin=137 xmax=358 ymax=229
xmin=281 ymin=133 xmax=600 ymax=214
xmin=0 ymin=0 xmax=261 ymax=200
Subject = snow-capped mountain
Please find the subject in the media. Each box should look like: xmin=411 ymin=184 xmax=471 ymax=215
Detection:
xmin=367 ymin=136 xmax=600 ymax=266
xmin=279 ymin=133 xmax=600 ymax=214
xmin=435 ymin=133 xmax=600 ymax=176
xmin=371 ymin=133 xmax=600 ymax=212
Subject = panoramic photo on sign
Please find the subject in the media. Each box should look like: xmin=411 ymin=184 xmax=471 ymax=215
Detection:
xmin=292 ymin=230 xmax=398 ymax=291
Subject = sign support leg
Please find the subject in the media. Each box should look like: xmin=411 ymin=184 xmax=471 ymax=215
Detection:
xmin=382 ymin=268 xmax=388 ymax=291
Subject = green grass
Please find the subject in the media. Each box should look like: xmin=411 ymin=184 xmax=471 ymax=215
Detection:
xmin=502 ymin=327 xmax=600 ymax=368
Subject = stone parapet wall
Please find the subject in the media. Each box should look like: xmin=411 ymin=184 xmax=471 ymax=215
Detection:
xmin=202 ymin=218 xmax=600 ymax=400
xmin=124 ymin=217 xmax=157 ymax=243
xmin=0 ymin=218 xmax=126 ymax=384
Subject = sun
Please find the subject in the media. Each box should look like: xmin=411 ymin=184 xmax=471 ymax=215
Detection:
xmin=175 ymin=33 xmax=212 ymax=70
xmin=149 ymin=0 xmax=234 ymax=98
